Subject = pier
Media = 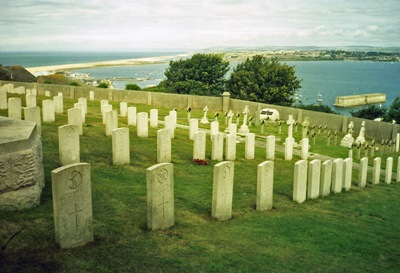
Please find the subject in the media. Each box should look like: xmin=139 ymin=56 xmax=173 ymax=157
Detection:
xmin=334 ymin=93 xmax=386 ymax=107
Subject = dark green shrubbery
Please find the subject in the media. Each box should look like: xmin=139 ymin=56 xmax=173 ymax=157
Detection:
xmin=125 ymin=83 xmax=141 ymax=90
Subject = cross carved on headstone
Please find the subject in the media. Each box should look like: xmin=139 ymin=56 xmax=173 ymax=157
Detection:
xmin=158 ymin=195 xmax=169 ymax=218
xmin=69 ymin=203 xmax=83 ymax=229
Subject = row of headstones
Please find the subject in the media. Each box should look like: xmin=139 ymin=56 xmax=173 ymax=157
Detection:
xmin=293 ymin=156 xmax=400 ymax=204
xmin=51 ymin=160 xmax=274 ymax=248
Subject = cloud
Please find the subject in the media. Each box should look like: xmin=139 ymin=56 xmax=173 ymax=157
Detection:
xmin=0 ymin=0 xmax=399 ymax=50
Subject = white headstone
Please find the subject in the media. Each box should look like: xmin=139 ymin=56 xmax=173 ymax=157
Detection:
xmin=45 ymin=90 xmax=51 ymax=97
xmin=52 ymin=163 xmax=93 ymax=248
xmin=385 ymin=157 xmax=393 ymax=184
xmin=112 ymin=128 xmax=130 ymax=165
xmin=342 ymin=158 xmax=352 ymax=191
xmin=396 ymin=156 xmax=400 ymax=183
xmin=266 ymin=135 xmax=275 ymax=160
xmin=58 ymin=125 xmax=80 ymax=165
xmin=53 ymin=95 xmax=64 ymax=114
xmin=150 ymin=109 xmax=158 ymax=128
xmin=287 ymin=115 xmax=295 ymax=138
xmin=396 ymin=133 xmax=399 ymax=153
xmin=164 ymin=115 xmax=175 ymax=138
xmin=210 ymin=121 xmax=219 ymax=140
xmin=127 ymin=106 xmax=137 ymax=126
xmin=100 ymin=100 xmax=108 ymax=114
xmin=102 ymin=104 xmax=112 ymax=124
xmin=0 ymin=87 xmax=7 ymax=109
xmin=24 ymin=106 xmax=42 ymax=133
xmin=189 ymin=118 xmax=199 ymax=140
xmin=256 ymin=161 xmax=274 ymax=211
xmin=211 ymin=132 xmax=224 ymax=161
xmin=200 ymin=106 xmax=209 ymax=124
xmin=26 ymin=94 xmax=37 ymax=107
xmin=8 ymin=97 xmax=22 ymax=119
xmin=78 ymin=97 xmax=87 ymax=114
xmin=74 ymin=102 xmax=85 ymax=124
xmin=212 ymin=161 xmax=234 ymax=221
xmin=307 ymin=159 xmax=321 ymax=199
xmin=245 ymin=133 xmax=255 ymax=160
xmin=225 ymin=133 xmax=236 ymax=161
xmin=105 ymin=110 xmax=118 ymax=137
xmin=358 ymin=157 xmax=368 ymax=187
xmin=193 ymin=131 xmax=206 ymax=160
xmin=157 ymin=129 xmax=172 ymax=163
xmin=169 ymin=110 xmax=177 ymax=128
xmin=293 ymin=160 xmax=307 ymax=204
xmin=301 ymin=138 xmax=309 ymax=160
xmin=332 ymin=158 xmax=343 ymax=193
xmin=146 ymin=163 xmax=174 ymax=230
xmin=137 ymin=112 xmax=149 ymax=138
xmin=320 ymin=160 xmax=332 ymax=197
xmin=42 ymin=99 xmax=55 ymax=122
xmin=229 ymin=123 xmax=237 ymax=136
xmin=89 ymin=91 xmax=94 ymax=101
xmin=284 ymin=137 xmax=294 ymax=161
xmin=120 ymin=101 xmax=128 ymax=117
xmin=372 ymin=157 xmax=381 ymax=185
xmin=68 ymin=108 xmax=83 ymax=135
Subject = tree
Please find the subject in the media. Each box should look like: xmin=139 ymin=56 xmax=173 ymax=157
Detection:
xmin=159 ymin=53 xmax=229 ymax=96
xmin=349 ymin=104 xmax=387 ymax=120
xmin=226 ymin=55 xmax=301 ymax=106
xmin=385 ymin=97 xmax=400 ymax=124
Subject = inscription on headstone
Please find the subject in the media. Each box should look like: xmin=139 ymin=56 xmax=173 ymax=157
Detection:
xmin=256 ymin=161 xmax=274 ymax=211
xmin=212 ymin=161 xmax=234 ymax=221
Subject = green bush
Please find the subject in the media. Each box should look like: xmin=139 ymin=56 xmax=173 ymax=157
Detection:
xmin=69 ymin=81 xmax=80 ymax=86
xmin=97 ymin=82 xmax=109 ymax=88
xmin=125 ymin=83 xmax=141 ymax=90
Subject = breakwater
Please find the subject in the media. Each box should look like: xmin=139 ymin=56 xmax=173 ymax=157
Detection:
xmin=334 ymin=93 xmax=386 ymax=107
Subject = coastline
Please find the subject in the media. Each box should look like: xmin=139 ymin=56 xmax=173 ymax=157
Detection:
xmin=26 ymin=53 xmax=191 ymax=74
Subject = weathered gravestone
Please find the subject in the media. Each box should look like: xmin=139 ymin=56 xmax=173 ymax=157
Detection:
xmin=112 ymin=128 xmax=130 ymax=165
xmin=164 ymin=115 xmax=175 ymax=138
xmin=137 ymin=112 xmax=149 ymax=138
xmin=266 ymin=135 xmax=275 ymax=160
xmin=0 ymin=86 xmax=7 ymax=109
xmin=26 ymin=94 xmax=37 ymax=107
xmin=189 ymin=118 xmax=199 ymax=140
xmin=89 ymin=91 xmax=94 ymax=101
xmin=54 ymin=95 xmax=64 ymax=114
xmin=307 ymin=159 xmax=321 ymax=199
xmin=212 ymin=161 xmax=234 ymax=221
xmin=0 ymin=117 xmax=44 ymax=210
xmin=150 ymin=109 xmax=158 ymax=128
xmin=127 ymin=106 xmax=137 ymax=126
xmin=157 ymin=129 xmax=171 ymax=163
xmin=193 ymin=131 xmax=206 ymax=160
xmin=332 ymin=158 xmax=343 ymax=193
xmin=210 ymin=121 xmax=219 ymax=140
xmin=58 ymin=125 xmax=80 ymax=166
xmin=385 ymin=157 xmax=393 ymax=184
xmin=102 ymin=104 xmax=112 ymax=124
xmin=284 ymin=137 xmax=294 ymax=161
xmin=256 ymin=161 xmax=274 ymax=211
xmin=42 ymin=99 xmax=55 ymax=122
xmin=301 ymin=138 xmax=309 ymax=160
xmin=68 ymin=108 xmax=83 ymax=135
xmin=52 ymin=162 xmax=93 ymax=248
xmin=342 ymin=157 xmax=352 ymax=191
xmin=8 ymin=97 xmax=21 ymax=120
xmin=320 ymin=160 xmax=332 ymax=197
xmin=211 ymin=132 xmax=224 ymax=161
xmin=245 ymin=133 xmax=255 ymax=160
xmin=225 ymin=133 xmax=236 ymax=161
xmin=372 ymin=157 xmax=381 ymax=185
xmin=105 ymin=110 xmax=118 ymax=137
xmin=146 ymin=163 xmax=174 ymax=230
xmin=293 ymin=160 xmax=307 ymax=204
xmin=24 ymin=106 xmax=42 ymax=133
xmin=358 ymin=157 xmax=368 ymax=187
xmin=120 ymin=101 xmax=128 ymax=117
xmin=74 ymin=102 xmax=85 ymax=124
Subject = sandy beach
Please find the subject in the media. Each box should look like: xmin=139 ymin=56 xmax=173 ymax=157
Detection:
xmin=26 ymin=53 xmax=191 ymax=74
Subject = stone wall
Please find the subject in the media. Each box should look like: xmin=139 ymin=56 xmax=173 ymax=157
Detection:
xmin=1 ymin=80 xmax=399 ymax=140
xmin=0 ymin=116 xmax=44 ymax=210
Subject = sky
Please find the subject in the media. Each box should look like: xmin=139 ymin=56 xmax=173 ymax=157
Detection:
xmin=0 ymin=0 xmax=399 ymax=51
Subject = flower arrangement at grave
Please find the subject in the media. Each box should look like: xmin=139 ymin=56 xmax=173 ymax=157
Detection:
xmin=192 ymin=158 xmax=210 ymax=165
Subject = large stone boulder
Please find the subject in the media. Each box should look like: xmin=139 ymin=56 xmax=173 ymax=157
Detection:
xmin=0 ymin=116 xmax=44 ymax=210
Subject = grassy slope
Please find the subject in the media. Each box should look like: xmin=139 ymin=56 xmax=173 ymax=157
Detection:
xmin=1 ymin=94 xmax=399 ymax=273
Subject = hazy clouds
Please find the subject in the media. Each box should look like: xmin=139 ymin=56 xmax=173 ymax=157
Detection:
xmin=1 ymin=0 xmax=399 ymax=51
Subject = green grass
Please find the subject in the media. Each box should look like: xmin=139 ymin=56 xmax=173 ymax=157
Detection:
xmin=1 ymin=94 xmax=400 ymax=273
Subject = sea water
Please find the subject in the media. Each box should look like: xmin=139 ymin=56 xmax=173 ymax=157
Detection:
xmin=1 ymin=52 xmax=399 ymax=116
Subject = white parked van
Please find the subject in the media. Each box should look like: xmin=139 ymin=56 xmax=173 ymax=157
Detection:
xmin=260 ymin=108 xmax=279 ymax=121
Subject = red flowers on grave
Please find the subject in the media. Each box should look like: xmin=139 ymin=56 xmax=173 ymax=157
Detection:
xmin=192 ymin=158 xmax=210 ymax=165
